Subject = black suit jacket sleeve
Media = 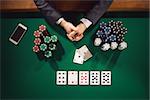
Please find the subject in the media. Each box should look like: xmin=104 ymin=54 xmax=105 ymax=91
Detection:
xmin=85 ymin=0 xmax=113 ymax=25
xmin=34 ymin=0 xmax=62 ymax=25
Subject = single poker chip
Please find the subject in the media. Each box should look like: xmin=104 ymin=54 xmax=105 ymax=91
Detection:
xmin=39 ymin=25 xmax=46 ymax=32
xmin=104 ymin=26 xmax=111 ymax=35
xmin=113 ymin=27 xmax=120 ymax=34
xmin=34 ymin=30 xmax=41 ymax=37
xmin=116 ymin=21 xmax=123 ymax=27
xmin=109 ymin=34 xmax=117 ymax=42
xmin=101 ymin=34 xmax=107 ymax=42
xmin=101 ymin=43 xmax=110 ymax=51
xmin=44 ymin=50 xmax=52 ymax=58
xmin=110 ymin=42 xmax=118 ymax=50
xmin=51 ymin=35 xmax=58 ymax=42
xmin=34 ymin=38 xmax=41 ymax=45
xmin=49 ymin=43 xmax=56 ymax=50
xmin=40 ymin=43 xmax=47 ymax=51
xmin=33 ymin=45 xmax=40 ymax=53
xmin=108 ymin=20 xmax=115 ymax=28
xmin=44 ymin=36 xmax=51 ymax=43
xmin=104 ymin=36 xmax=110 ymax=43
xmin=94 ymin=38 xmax=102 ymax=46
xmin=121 ymin=27 xmax=127 ymax=34
xmin=99 ymin=22 xmax=107 ymax=29
xmin=118 ymin=41 xmax=128 ymax=50
xmin=96 ymin=30 xmax=104 ymax=37
xmin=117 ymin=36 xmax=124 ymax=42
xmin=117 ymin=33 xmax=124 ymax=38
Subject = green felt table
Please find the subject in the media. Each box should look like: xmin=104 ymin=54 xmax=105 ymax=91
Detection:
xmin=1 ymin=13 xmax=149 ymax=100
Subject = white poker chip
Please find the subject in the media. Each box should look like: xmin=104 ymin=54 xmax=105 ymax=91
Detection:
xmin=118 ymin=41 xmax=128 ymax=50
xmin=110 ymin=42 xmax=118 ymax=50
xmin=101 ymin=43 xmax=110 ymax=51
xmin=94 ymin=38 xmax=102 ymax=46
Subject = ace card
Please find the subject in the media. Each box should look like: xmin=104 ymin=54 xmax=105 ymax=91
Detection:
xmin=73 ymin=49 xmax=84 ymax=64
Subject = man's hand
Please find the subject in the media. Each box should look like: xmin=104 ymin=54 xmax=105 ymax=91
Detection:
xmin=60 ymin=19 xmax=87 ymax=41
xmin=60 ymin=19 xmax=77 ymax=41
xmin=73 ymin=23 xmax=87 ymax=41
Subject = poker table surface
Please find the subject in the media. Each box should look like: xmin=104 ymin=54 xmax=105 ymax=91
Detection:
xmin=1 ymin=12 xmax=149 ymax=100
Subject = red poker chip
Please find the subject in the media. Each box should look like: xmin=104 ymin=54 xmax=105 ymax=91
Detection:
xmin=39 ymin=25 xmax=46 ymax=32
xmin=33 ymin=45 xmax=40 ymax=52
xmin=34 ymin=30 xmax=41 ymax=37
xmin=34 ymin=38 xmax=41 ymax=45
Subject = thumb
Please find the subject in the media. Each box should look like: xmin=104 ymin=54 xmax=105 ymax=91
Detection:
xmin=69 ymin=31 xmax=77 ymax=37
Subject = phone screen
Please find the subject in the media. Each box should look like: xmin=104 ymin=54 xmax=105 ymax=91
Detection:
xmin=11 ymin=26 xmax=26 ymax=43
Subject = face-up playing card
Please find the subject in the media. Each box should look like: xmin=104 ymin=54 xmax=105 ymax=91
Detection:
xmin=73 ymin=49 xmax=84 ymax=64
xmin=90 ymin=71 xmax=100 ymax=85
xmin=78 ymin=45 xmax=92 ymax=61
xmin=56 ymin=71 xmax=67 ymax=85
xmin=79 ymin=71 xmax=89 ymax=85
xmin=101 ymin=71 xmax=111 ymax=85
xmin=68 ymin=71 xmax=78 ymax=85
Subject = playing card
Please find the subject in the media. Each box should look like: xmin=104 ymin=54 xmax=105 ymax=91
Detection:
xmin=79 ymin=71 xmax=89 ymax=85
xmin=56 ymin=71 xmax=67 ymax=85
xmin=101 ymin=71 xmax=111 ymax=85
xmin=78 ymin=45 xmax=92 ymax=61
xmin=68 ymin=71 xmax=78 ymax=85
xmin=73 ymin=49 xmax=84 ymax=64
xmin=90 ymin=71 xmax=100 ymax=85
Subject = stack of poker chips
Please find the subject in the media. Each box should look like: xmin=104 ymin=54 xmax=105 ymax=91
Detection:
xmin=33 ymin=25 xmax=58 ymax=58
xmin=94 ymin=20 xmax=128 ymax=51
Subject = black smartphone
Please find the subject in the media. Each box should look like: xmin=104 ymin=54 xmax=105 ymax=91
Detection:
xmin=9 ymin=23 xmax=27 ymax=45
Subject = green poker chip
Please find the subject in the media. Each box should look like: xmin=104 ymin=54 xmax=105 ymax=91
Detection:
xmin=49 ymin=43 xmax=56 ymax=50
xmin=44 ymin=50 xmax=52 ymax=58
xmin=40 ymin=43 xmax=47 ymax=51
xmin=51 ymin=35 xmax=58 ymax=42
xmin=44 ymin=36 xmax=51 ymax=43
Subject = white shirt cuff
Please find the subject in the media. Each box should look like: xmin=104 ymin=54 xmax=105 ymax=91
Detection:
xmin=56 ymin=18 xmax=64 ymax=25
xmin=80 ymin=18 xmax=92 ymax=28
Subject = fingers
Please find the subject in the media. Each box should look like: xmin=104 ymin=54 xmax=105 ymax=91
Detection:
xmin=70 ymin=24 xmax=77 ymax=32
xmin=74 ymin=34 xmax=84 ymax=41
xmin=67 ymin=31 xmax=77 ymax=41
xmin=65 ymin=22 xmax=77 ymax=34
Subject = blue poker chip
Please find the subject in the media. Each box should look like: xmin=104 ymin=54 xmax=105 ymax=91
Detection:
xmin=109 ymin=34 xmax=117 ymax=42
xmin=104 ymin=37 xmax=110 ymax=43
xmin=99 ymin=22 xmax=107 ymax=29
xmin=100 ymin=34 xmax=108 ymax=42
xmin=104 ymin=26 xmax=111 ymax=35
xmin=96 ymin=30 xmax=104 ymax=37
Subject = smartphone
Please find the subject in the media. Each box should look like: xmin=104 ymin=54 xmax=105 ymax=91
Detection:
xmin=9 ymin=23 xmax=27 ymax=45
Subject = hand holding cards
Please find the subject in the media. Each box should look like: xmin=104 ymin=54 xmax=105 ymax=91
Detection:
xmin=73 ymin=45 xmax=92 ymax=64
